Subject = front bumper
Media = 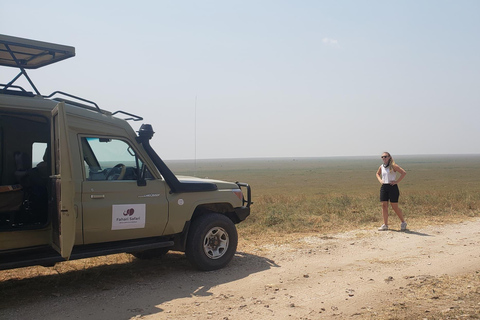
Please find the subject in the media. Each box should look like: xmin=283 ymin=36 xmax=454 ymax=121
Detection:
xmin=234 ymin=206 xmax=250 ymax=222
xmin=232 ymin=182 xmax=252 ymax=223
xmin=236 ymin=182 xmax=252 ymax=208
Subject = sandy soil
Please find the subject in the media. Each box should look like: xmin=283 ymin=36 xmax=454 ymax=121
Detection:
xmin=1 ymin=219 xmax=480 ymax=319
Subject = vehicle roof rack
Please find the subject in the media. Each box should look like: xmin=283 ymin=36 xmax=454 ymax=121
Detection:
xmin=0 ymin=83 xmax=35 ymax=97
xmin=0 ymin=34 xmax=75 ymax=95
xmin=45 ymin=91 xmax=101 ymax=111
xmin=112 ymin=111 xmax=143 ymax=121
xmin=47 ymin=91 xmax=142 ymax=121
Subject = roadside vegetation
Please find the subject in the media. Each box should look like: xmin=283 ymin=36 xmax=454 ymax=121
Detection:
xmin=171 ymin=155 xmax=480 ymax=239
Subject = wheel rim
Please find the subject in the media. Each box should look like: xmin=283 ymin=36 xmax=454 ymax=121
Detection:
xmin=203 ymin=227 xmax=229 ymax=259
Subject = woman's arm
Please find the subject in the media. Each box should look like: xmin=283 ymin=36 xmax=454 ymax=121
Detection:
xmin=392 ymin=164 xmax=406 ymax=185
xmin=376 ymin=166 xmax=383 ymax=184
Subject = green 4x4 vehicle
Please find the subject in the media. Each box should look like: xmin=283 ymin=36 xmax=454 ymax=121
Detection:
xmin=0 ymin=35 xmax=251 ymax=271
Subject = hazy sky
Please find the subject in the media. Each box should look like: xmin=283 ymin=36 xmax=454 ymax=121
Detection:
xmin=2 ymin=1 xmax=479 ymax=160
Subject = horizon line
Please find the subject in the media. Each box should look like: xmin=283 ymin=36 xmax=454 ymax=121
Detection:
xmin=165 ymin=153 xmax=480 ymax=162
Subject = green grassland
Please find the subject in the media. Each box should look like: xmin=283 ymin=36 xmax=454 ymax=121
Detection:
xmin=167 ymin=155 xmax=480 ymax=237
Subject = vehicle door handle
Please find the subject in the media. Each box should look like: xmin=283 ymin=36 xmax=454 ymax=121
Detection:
xmin=90 ymin=194 xmax=105 ymax=199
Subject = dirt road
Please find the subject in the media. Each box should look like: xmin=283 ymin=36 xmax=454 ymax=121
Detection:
xmin=1 ymin=219 xmax=480 ymax=319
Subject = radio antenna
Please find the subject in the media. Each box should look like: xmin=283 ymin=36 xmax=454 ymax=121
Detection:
xmin=194 ymin=95 xmax=197 ymax=176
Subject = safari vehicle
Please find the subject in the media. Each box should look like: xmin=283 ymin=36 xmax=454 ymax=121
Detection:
xmin=0 ymin=34 xmax=251 ymax=271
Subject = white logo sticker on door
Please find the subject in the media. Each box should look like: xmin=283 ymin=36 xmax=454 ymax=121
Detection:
xmin=112 ymin=204 xmax=146 ymax=230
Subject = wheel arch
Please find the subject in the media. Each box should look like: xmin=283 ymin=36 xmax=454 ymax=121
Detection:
xmin=191 ymin=202 xmax=235 ymax=222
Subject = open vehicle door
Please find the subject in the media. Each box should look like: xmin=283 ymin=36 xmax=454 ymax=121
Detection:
xmin=51 ymin=102 xmax=76 ymax=259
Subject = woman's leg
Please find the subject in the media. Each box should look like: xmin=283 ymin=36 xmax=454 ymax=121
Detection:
xmin=390 ymin=202 xmax=405 ymax=222
xmin=381 ymin=201 xmax=389 ymax=225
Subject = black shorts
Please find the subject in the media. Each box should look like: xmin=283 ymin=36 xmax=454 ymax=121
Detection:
xmin=380 ymin=184 xmax=400 ymax=203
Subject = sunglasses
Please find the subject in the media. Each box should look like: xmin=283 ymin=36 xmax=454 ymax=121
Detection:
xmin=381 ymin=156 xmax=389 ymax=159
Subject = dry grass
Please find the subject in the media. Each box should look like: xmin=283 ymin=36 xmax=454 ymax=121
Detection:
xmin=170 ymin=155 xmax=480 ymax=238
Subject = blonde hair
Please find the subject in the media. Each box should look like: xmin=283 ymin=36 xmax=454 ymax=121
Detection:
xmin=382 ymin=152 xmax=396 ymax=172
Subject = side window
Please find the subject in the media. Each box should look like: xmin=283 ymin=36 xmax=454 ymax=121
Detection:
xmin=32 ymin=142 xmax=48 ymax=167
xmin=81 ymin=137 xmax=151 ymax=181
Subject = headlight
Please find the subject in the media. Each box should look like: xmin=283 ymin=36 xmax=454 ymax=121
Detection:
xmin=232 ymin=189 xmax=243 ymax=201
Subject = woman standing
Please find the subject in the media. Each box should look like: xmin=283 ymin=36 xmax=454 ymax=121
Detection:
xmin=376 ymin=152 xmax=407 ymax=231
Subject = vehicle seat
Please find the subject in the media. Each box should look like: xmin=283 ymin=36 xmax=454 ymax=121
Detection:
xmin=12 ymin=151 xmax=48 ymax=225
xmin=14 ymin=152 xmax=31 ymax=184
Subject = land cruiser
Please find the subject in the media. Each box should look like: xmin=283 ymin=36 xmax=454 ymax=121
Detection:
xmin=0 ymin=34 xmax=251 ymax=271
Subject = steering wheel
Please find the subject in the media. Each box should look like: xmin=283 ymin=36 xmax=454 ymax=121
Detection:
xmin=106 ymin=163 xmax=126 ymax=180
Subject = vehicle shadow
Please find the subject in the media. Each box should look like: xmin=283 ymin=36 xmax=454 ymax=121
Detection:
xmin=0 ymin=251 xmax=278 ymax=319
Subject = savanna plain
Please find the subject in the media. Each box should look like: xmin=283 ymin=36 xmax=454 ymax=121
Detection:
xmin=1 ymin=155 xmax=480 ymax=319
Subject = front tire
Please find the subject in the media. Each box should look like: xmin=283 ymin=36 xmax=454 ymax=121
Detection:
xmin=186 ymin=213 xmax=238 ymax=271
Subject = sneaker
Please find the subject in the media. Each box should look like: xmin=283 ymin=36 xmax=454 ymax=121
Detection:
xmin=378 ymin=224 xmax=388 ymax=231
xmin=401 ymin=221 xmax=407 ymax=231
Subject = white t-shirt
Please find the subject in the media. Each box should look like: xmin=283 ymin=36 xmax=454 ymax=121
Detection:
xmin=381 ymin=165 xmax=397 ymax=184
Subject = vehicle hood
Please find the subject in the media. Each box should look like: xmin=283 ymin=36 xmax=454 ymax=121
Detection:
xmin=176 ymin=176 xmax=238 ymax=189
